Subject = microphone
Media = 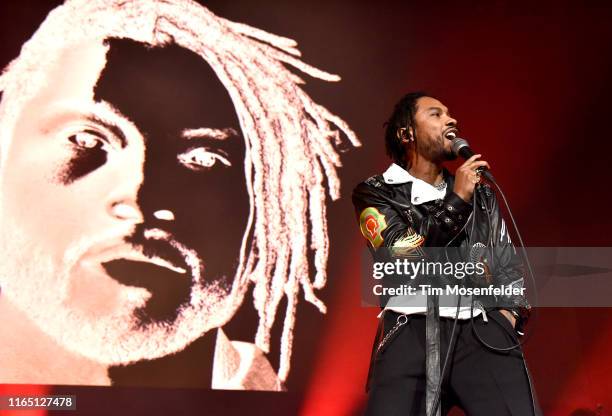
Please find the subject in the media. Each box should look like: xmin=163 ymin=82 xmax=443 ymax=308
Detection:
xmin=445 ymin=132 xmax=494 ymax=181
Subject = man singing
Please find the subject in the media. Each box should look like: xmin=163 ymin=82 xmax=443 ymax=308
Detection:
xmin=352 ymin=92 xmax=539 ymax=415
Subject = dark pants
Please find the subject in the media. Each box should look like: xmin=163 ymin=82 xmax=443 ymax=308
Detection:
xmin=365 ymin=311 xmax=540 ymax=416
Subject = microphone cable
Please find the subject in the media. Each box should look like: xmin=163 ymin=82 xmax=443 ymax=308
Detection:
xmin=428 ymin=174 xmax=540 ymax=415
xmin=468 ymin=177 xmax=539 ymax=352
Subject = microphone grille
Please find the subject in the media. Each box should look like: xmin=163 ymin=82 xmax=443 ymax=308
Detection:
xmin=451 ymin=137 xmax=470 ymax=155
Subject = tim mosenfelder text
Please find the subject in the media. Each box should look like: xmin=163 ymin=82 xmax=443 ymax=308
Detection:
xmin=369 ymin=258 xmax=526 ymax=297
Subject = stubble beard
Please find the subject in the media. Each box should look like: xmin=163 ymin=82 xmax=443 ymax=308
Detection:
xmin=417 ymin=135 xmax=457 ymax=164
xmin=442 ymin=148 xmax=457 ymax=162
xmin=0 ymin=208 xmax=236 ymax=368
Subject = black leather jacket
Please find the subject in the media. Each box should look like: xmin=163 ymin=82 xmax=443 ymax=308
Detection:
xmin=352 ymin=168 xmax=531 ymax=415
xmin=352 ymin=169 xmax=529 ymax=312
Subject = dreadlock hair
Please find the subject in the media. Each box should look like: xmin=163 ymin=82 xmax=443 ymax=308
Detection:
xmin=0 ymin=0 xmax=360 ymax=383
xmin=383 ymin=91 xmax=428 ymax=168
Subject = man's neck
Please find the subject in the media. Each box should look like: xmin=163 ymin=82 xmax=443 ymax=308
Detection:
xmin=108 ymin=328 xmax=215 ymax=388
xmin=0 ymin=296 xmax=110 ymax=385
xmin=407 ymin=157 xmax=444 ymax=186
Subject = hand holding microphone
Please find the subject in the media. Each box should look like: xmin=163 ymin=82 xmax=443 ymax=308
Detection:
xmin=446 ymin=131 xmax=493 ymax=202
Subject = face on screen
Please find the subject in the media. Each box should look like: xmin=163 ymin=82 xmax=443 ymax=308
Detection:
xmin=0 ymin=38 xmax=249 ymax=364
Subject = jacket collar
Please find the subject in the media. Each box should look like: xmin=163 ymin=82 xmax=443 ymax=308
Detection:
xmin=382 ymin=163 xmax=414 ymax=185
xmin=382 ymin=163 xmax=447 ymax=205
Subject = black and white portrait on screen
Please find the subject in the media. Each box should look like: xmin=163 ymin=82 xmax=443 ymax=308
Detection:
xmin=0 ymin=0 xmax=358 ymax=390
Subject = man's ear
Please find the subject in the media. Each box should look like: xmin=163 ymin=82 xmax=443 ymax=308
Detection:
xmin=396 ymin=127 xmax=406 ymax=141
xmin=396 ymin=127 xmax=413 ymax=144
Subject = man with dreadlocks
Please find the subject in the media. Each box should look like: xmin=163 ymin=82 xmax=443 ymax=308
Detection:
xmin=352 ymin=93 xmax=539 ymax=415
xmin=0 ymin=0 xmax=358 ymax=390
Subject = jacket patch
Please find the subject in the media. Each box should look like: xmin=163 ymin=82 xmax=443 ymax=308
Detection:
xmin=391 ymin=231 xmax=425 ymax=257
xmin=359 ymin=207 xmax=387 ymax=248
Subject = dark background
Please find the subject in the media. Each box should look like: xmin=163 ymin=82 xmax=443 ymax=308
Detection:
xmin=1 ymin=1 xmax=611 ymax=415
